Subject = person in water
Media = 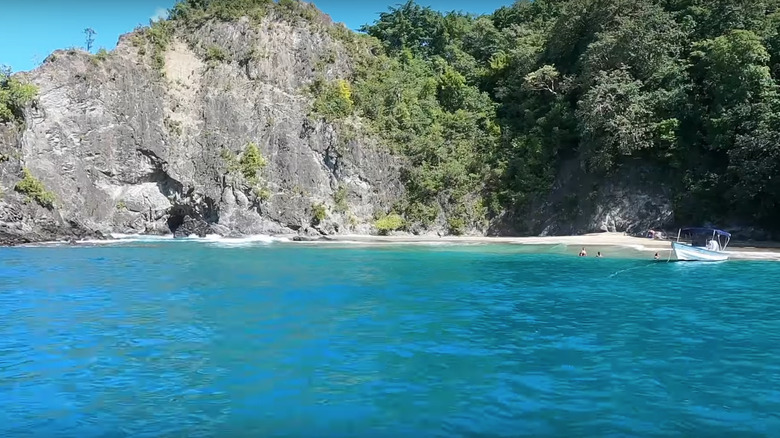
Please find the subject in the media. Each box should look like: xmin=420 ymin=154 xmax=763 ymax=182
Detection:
xmin=654 ymin=252 xmax=659 ymax=260
xmin=596 ymin=251 xmax=603 ymax=258
xmin=579 ymin=247 xmax=587 ymax=257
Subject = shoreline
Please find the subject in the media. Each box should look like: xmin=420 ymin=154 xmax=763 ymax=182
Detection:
xmin=9 ymin=231 xmax=779 ymax=261
xmin=320 ymin=233 xmax=780 ymax=261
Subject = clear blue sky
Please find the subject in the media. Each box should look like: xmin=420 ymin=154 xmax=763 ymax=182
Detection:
xmin=0 ymin=0 xmax=512 ymax=73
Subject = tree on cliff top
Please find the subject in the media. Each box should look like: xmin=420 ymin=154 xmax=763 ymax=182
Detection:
xmin=84 ymin=28 xmax=96 ymax=52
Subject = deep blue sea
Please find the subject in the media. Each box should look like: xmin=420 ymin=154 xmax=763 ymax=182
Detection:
xmin=2 ymin=239 xmax=780 ymax=437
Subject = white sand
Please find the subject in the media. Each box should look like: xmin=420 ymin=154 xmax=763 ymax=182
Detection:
xmin=322 ymin=232 xmax=780 ymax=261
xmin=329 ymin=232 xmax=671 ymax=248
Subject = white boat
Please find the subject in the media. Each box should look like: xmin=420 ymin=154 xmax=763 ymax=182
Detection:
xmin=671 ymin=227 xmax=730 ymax=262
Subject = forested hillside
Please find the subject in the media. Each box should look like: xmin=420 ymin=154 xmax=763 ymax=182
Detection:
xmin=354 ymin=0 xmax=780 ymax=236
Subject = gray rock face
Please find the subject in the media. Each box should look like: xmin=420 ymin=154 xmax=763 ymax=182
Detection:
xmin=0 ymin=15 xmax=404 ymax=244
xmin=488 ymin=160 xmax=676 ymax=237
xmin=537 ymin=163 xmax=675 ymax=236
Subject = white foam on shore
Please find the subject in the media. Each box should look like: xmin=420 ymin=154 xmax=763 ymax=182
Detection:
xmin=203 ymin=234 xmax=290 ymax=247
xmin=296 ymin=239 xmax=469 ymax=246
xmin=78 ymin=233 xmax=177 ymax=245
xmin=65 ymin=233 xmax=290 ymax=247
xmin=620 ymin=244 xmax=654 ymax=252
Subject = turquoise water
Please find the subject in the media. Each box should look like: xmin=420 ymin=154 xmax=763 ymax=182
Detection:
xmin=2 ymin=241 xmax=780 ymax=437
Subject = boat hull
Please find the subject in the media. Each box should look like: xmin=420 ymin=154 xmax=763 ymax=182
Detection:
xmin=671 ymin=241 xmax=729 ymax=261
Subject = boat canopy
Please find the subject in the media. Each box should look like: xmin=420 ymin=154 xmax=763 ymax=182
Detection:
xmin=680 ymin=227 xmax=731 ymax=238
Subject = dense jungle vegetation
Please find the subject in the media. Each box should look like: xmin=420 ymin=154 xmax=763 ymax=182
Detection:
xmin=355 ymin=0 xmax=780 ymax=234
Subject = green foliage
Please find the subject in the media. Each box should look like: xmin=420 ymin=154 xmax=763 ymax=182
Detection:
xmin=144 ymin=19 xmax=174 ymax=72
xmin=524 ymin=65 xmax=569 ymax=95
xmin=168 ymin=0 xmax=320 ymax=25
xmin=90 ymin=48 xmax=110 ymax=66
xmin=130 ymin=32 xmax=145 ymax=48
xmin=360 ymin=1 xmax=447 ymax=57
xmin=576 ymin=68 xmax=655 ymax=172
xmin=405 ymin=201 xmax=438 ymax=226
xmin=239 ymin=142 xmax=267 ymax=182
xmin=312 ymin=203 xmax=327 ymax=224
xmin=311 ymin=78 xmax=354 ymax=121
xmin=222 ymin=143 xmax=271 ymax=202
xmin=333 ymin=186 xmax=348 ymax=212
xmin=351 ymin=42 xmax=498 ymax=232
xmin=447 ymin=216 xmax=466 ymax=236
xmin=170 ymin=0 xmax=272 ymax=23
xmin=116 ymin=200 xmax=127 ymax=210
xmin=14 ymin=168 xmax=55 ymax=209
xmin=147 ymin=19 xmax=174 ymax=50
xmin=275 ymin=0 xmax=319 ymax=23
xmin=253 ymin=185 xmax=272 ymax=202
xmin=357 ymin=0 xmax=780 ymax=233
xmin=314 ymin=50 xmax=337 ymax=72
xmin=220 ymin=147 xmax=241 ymax=174
xmin=348 ymin=213 xmax=359 ymax=228
xmin=205 ymin=45 xmax=227 ymax=63
xmin=0 ymin=66 xmax=38 ymax=123
xmin=374 ymin=213 xmax=404 ymax=235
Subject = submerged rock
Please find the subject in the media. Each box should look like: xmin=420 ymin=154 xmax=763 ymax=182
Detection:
xmin=172 ymin=215 xmax=212 ymax=238
xmin=292 ymin=235 xmax=334 ymax=242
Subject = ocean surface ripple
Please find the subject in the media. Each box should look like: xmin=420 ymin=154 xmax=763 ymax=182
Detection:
xmin=1 ymin=242 xmax=780 ymax=437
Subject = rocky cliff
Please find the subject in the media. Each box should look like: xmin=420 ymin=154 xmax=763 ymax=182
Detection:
xmin=1 ymin=9 xmax=408 ymax=244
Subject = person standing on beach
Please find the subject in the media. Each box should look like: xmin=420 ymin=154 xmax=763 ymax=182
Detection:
xmin=579 ymin=247 xmax=587 ymax=257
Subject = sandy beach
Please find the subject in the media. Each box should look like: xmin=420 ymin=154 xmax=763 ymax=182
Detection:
xmin=322 ymin=232 xmax=780 ymax=261
xmin=31 ymin=231 xmax=780 ymax=261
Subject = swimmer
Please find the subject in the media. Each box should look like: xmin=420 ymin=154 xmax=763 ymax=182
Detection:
xmin=654 ymin=252 xmax=659 ymax=260
xmin=579 ymin=247 xmax=587 ymax=257
xmin=596 ymin=251 xmax=603 ymax=258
